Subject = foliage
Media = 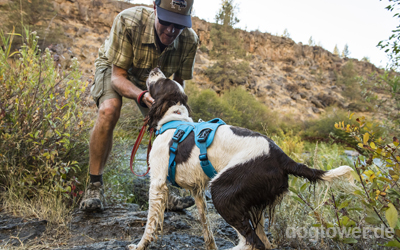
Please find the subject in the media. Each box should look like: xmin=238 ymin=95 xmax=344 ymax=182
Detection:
xmin=282 ymin=28 xmax=291 ymax=38
xmin=207 ymin=0 xmax=250 ymax=87
xmin=378 ymin=0 xmax=400 ymax=70
xmin=337 ymin=61 xmax=364 ymax=102
xmin=308 ymin=36 xmax=315 ymax=46
xmin=380 ymin=70 xmax=400 ymax=97
xmin=302 ymin=107 xmax=358 ymax=141
xmin=342 ymin=44 xmax=350 ymax=58
xmin=333 ymin=44 xmax=340 ymax=56
xmin=333 ymin=114 xmax=400 ymax=247
xmin=0 ymin=29 xmax=90 ymax=205
xmin=186 ymin=83 xmax=284 ymax=133
xmin=276 ymin=114 xmax=400 ymax=249
xmin=271 ymin=130 xmax=304 ymax=162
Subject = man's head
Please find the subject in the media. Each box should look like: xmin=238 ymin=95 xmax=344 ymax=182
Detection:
xmin=153 ymin=0 xmax=194 ymax=46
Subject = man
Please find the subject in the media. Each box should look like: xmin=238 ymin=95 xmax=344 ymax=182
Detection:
xmin=80 ymin=0 xmax=198 ymax=212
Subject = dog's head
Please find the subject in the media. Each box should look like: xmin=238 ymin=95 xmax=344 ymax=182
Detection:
xmin=147 ymin=68 xmax=192 ymax=129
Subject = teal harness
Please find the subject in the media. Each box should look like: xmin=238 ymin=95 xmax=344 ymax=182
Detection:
xmin=156 ymin=118 xmax=226 ymax=188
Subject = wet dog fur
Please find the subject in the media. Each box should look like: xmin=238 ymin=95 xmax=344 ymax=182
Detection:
xmin=127 ymin=68 xmax=354 ymax=250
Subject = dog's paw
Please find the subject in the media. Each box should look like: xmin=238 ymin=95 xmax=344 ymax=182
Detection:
xmin=126 ymin=244 xmax=138 ymax=250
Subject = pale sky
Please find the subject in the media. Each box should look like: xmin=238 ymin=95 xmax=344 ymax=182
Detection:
xmin=131 ymin=0 xmax=398 ymax=68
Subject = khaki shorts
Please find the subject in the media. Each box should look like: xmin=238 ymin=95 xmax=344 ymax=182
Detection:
xmin=91 ymin=67 xmax=149 ymax=117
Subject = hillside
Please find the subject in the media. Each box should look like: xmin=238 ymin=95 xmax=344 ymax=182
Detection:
xmin=0 ymin=0 xmax=396 ymax=120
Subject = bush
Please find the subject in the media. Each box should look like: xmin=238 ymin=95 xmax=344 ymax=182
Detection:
xmin=274 ymin=115 xmax=400 ymax=249
xmin=187 ymin=84 xmax=282 ymax=133
xmin=0 ymin=29 xmax=90 ymax=209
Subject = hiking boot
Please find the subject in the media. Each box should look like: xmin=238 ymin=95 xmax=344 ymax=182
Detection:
xmin=79 ymin=182 xmax=105 ymax=212
xmin=166 ymin=192 xmax=195 ymax=211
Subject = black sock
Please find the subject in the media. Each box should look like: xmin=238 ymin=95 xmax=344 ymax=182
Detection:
xmin=90 ymin=174 xmax=103 ymax=185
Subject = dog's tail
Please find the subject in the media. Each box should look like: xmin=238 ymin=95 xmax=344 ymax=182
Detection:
xmin=286 ymin=162 xmax=354 ymax=184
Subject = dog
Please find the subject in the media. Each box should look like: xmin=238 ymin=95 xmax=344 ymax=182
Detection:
xmin=127 ymin=67 xmax=354 ymax=250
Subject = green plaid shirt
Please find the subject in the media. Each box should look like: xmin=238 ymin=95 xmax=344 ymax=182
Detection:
xmin=95 ymin=6 xmax=198 ymax=88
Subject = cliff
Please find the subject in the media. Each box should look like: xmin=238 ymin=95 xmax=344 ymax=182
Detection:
xmin=0 ymin=0 xmax=394 ymax=120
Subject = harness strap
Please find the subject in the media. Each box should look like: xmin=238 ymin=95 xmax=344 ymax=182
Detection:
xmin=158 ymin=119 xmax=226 ymax=188
xmin=197 ymin=128 xmax=217 ymax=179
xmin=167 ymin=131 xmax=181 ymax=187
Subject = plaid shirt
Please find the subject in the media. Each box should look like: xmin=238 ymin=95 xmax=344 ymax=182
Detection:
xmin=95 ymin=6 xmax=198 ymax=88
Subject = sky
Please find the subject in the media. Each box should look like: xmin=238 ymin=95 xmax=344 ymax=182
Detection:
xmin=131 ymin=0 xmax=398 ymax=68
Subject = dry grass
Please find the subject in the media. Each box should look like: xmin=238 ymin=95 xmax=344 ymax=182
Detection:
xmin=2 ymin=186 xmax=73 ymax=225
xmin=1 ymin=186 xmax=74 ymax=249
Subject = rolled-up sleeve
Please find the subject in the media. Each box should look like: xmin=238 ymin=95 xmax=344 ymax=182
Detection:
xmin=175 ymin=38 xmax=198 ymax=80
xmin=106 ymin=14 xmax=134 ymax=70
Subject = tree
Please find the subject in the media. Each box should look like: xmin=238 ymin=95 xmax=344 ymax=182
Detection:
xmin=342 ymin=44 xmax=350 ymax=58
xmin=333 ymin=44 xmax=340 ymax=56
xmin=206 ymin=0 xmax=249 ymax=87
xmin=282 ymin=28 xmax=290 ymax=38
xmin=378 ymin=0 xmax=400 ymax=70
xmin=308 ymin=36 xmax=315 ymax=46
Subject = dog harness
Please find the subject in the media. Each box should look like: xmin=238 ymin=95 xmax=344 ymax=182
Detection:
xmin=156 ymin=118 xmax=226 ymax=188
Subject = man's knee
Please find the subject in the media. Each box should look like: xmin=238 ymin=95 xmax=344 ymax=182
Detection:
xmin=97 ymin=99 xmax=121 ymax=128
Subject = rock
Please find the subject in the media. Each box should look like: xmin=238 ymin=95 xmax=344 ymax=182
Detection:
xmin=312 ymin=107 xmax=323 ymax=114
xmin=256 ymin=88 xmax=267 ymax=97
xmin=290 ymin=93 xmax=301 ymax=101
xmin=0 ymin=214 xmax=47 ymax=247
xmin=233 ymin=76 xmax=248 ymax=85
xmin=300 ymin=82 xmax=312 ymax=90
xmin=295 ymin=75 xmax=307 ymax=81
xmin=195 ymin=53 xmax=207 ymax=64
xmin=310 ymin=97 xmax=325 ymax=108
xmin=317 ymin=93 xmax=344 ymax=108
xmin=344 ymin=150 xmax=360 ymax=157
xmin=299 ymin=91 xmax=310 ymax=99
xmin=280 ymin=98 xmax=292 ymax=106
xmin=347 ymin=102 xmax=373 ymax=112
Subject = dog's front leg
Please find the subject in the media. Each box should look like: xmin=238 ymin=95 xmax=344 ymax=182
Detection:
xmin=194 ymin=193 xmax=218 ymax=250
xmin=127 ymin=180 xmax=168 ymax=250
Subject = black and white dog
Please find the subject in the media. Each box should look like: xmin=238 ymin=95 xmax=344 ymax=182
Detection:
xmin=128 ymin=68 xmax=354 ymax=250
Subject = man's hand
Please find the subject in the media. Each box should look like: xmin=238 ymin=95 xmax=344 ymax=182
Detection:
xmin=142 ymin=92 xmax=155 ymax=108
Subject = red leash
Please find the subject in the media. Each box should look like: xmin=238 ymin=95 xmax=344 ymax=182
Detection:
xmin=130 ymin=118 xmax=154 ymax=177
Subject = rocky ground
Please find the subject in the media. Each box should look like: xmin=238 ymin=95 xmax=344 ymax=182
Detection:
xmin=0 ymin=168 xmax=275 ymax=250
xmin=0 ymin=197 xmax=276 ymax=250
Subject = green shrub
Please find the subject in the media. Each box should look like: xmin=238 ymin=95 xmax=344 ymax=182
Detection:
xmin=0 ymin=29 xmax=90 ymax=204
xmin=187 ymin=84 xmax=282 ymax=133
xmin=276 ymin=115 xmax=400 ymax=249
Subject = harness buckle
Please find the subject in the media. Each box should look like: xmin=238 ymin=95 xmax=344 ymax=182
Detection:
xmin=198 ymin=129 xmax=211 ymax=143
xmin=173 ymin=129 xmax=185 ymax=142
xmin=170 ymin=145 xmax=178 ymax=154
xmin=199 ymin=153 xmax=208 ymax=161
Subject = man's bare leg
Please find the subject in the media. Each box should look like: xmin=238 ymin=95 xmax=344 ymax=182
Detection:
xmin=80 ymin=98 xmax=122 ymax=211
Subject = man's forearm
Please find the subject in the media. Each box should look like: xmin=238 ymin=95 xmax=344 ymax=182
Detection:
xmin=111 ymin=65 xmax=143 ymax=99
xmin=111 ymin=64 xmax=155 ymax=107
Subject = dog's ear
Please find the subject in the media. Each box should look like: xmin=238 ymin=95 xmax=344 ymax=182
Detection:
xmin=148 ymin=78 xmax=165 ymax=99
xmin=148 ymin=91 xmax=191 ymax=129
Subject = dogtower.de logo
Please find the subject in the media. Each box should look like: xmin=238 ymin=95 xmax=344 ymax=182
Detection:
xmin=171 ymin=0 xmax=187 ymax=10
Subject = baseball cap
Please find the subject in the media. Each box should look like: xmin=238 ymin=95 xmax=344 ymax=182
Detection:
xmin=155 ymin=0 xmax=194 ymax=28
